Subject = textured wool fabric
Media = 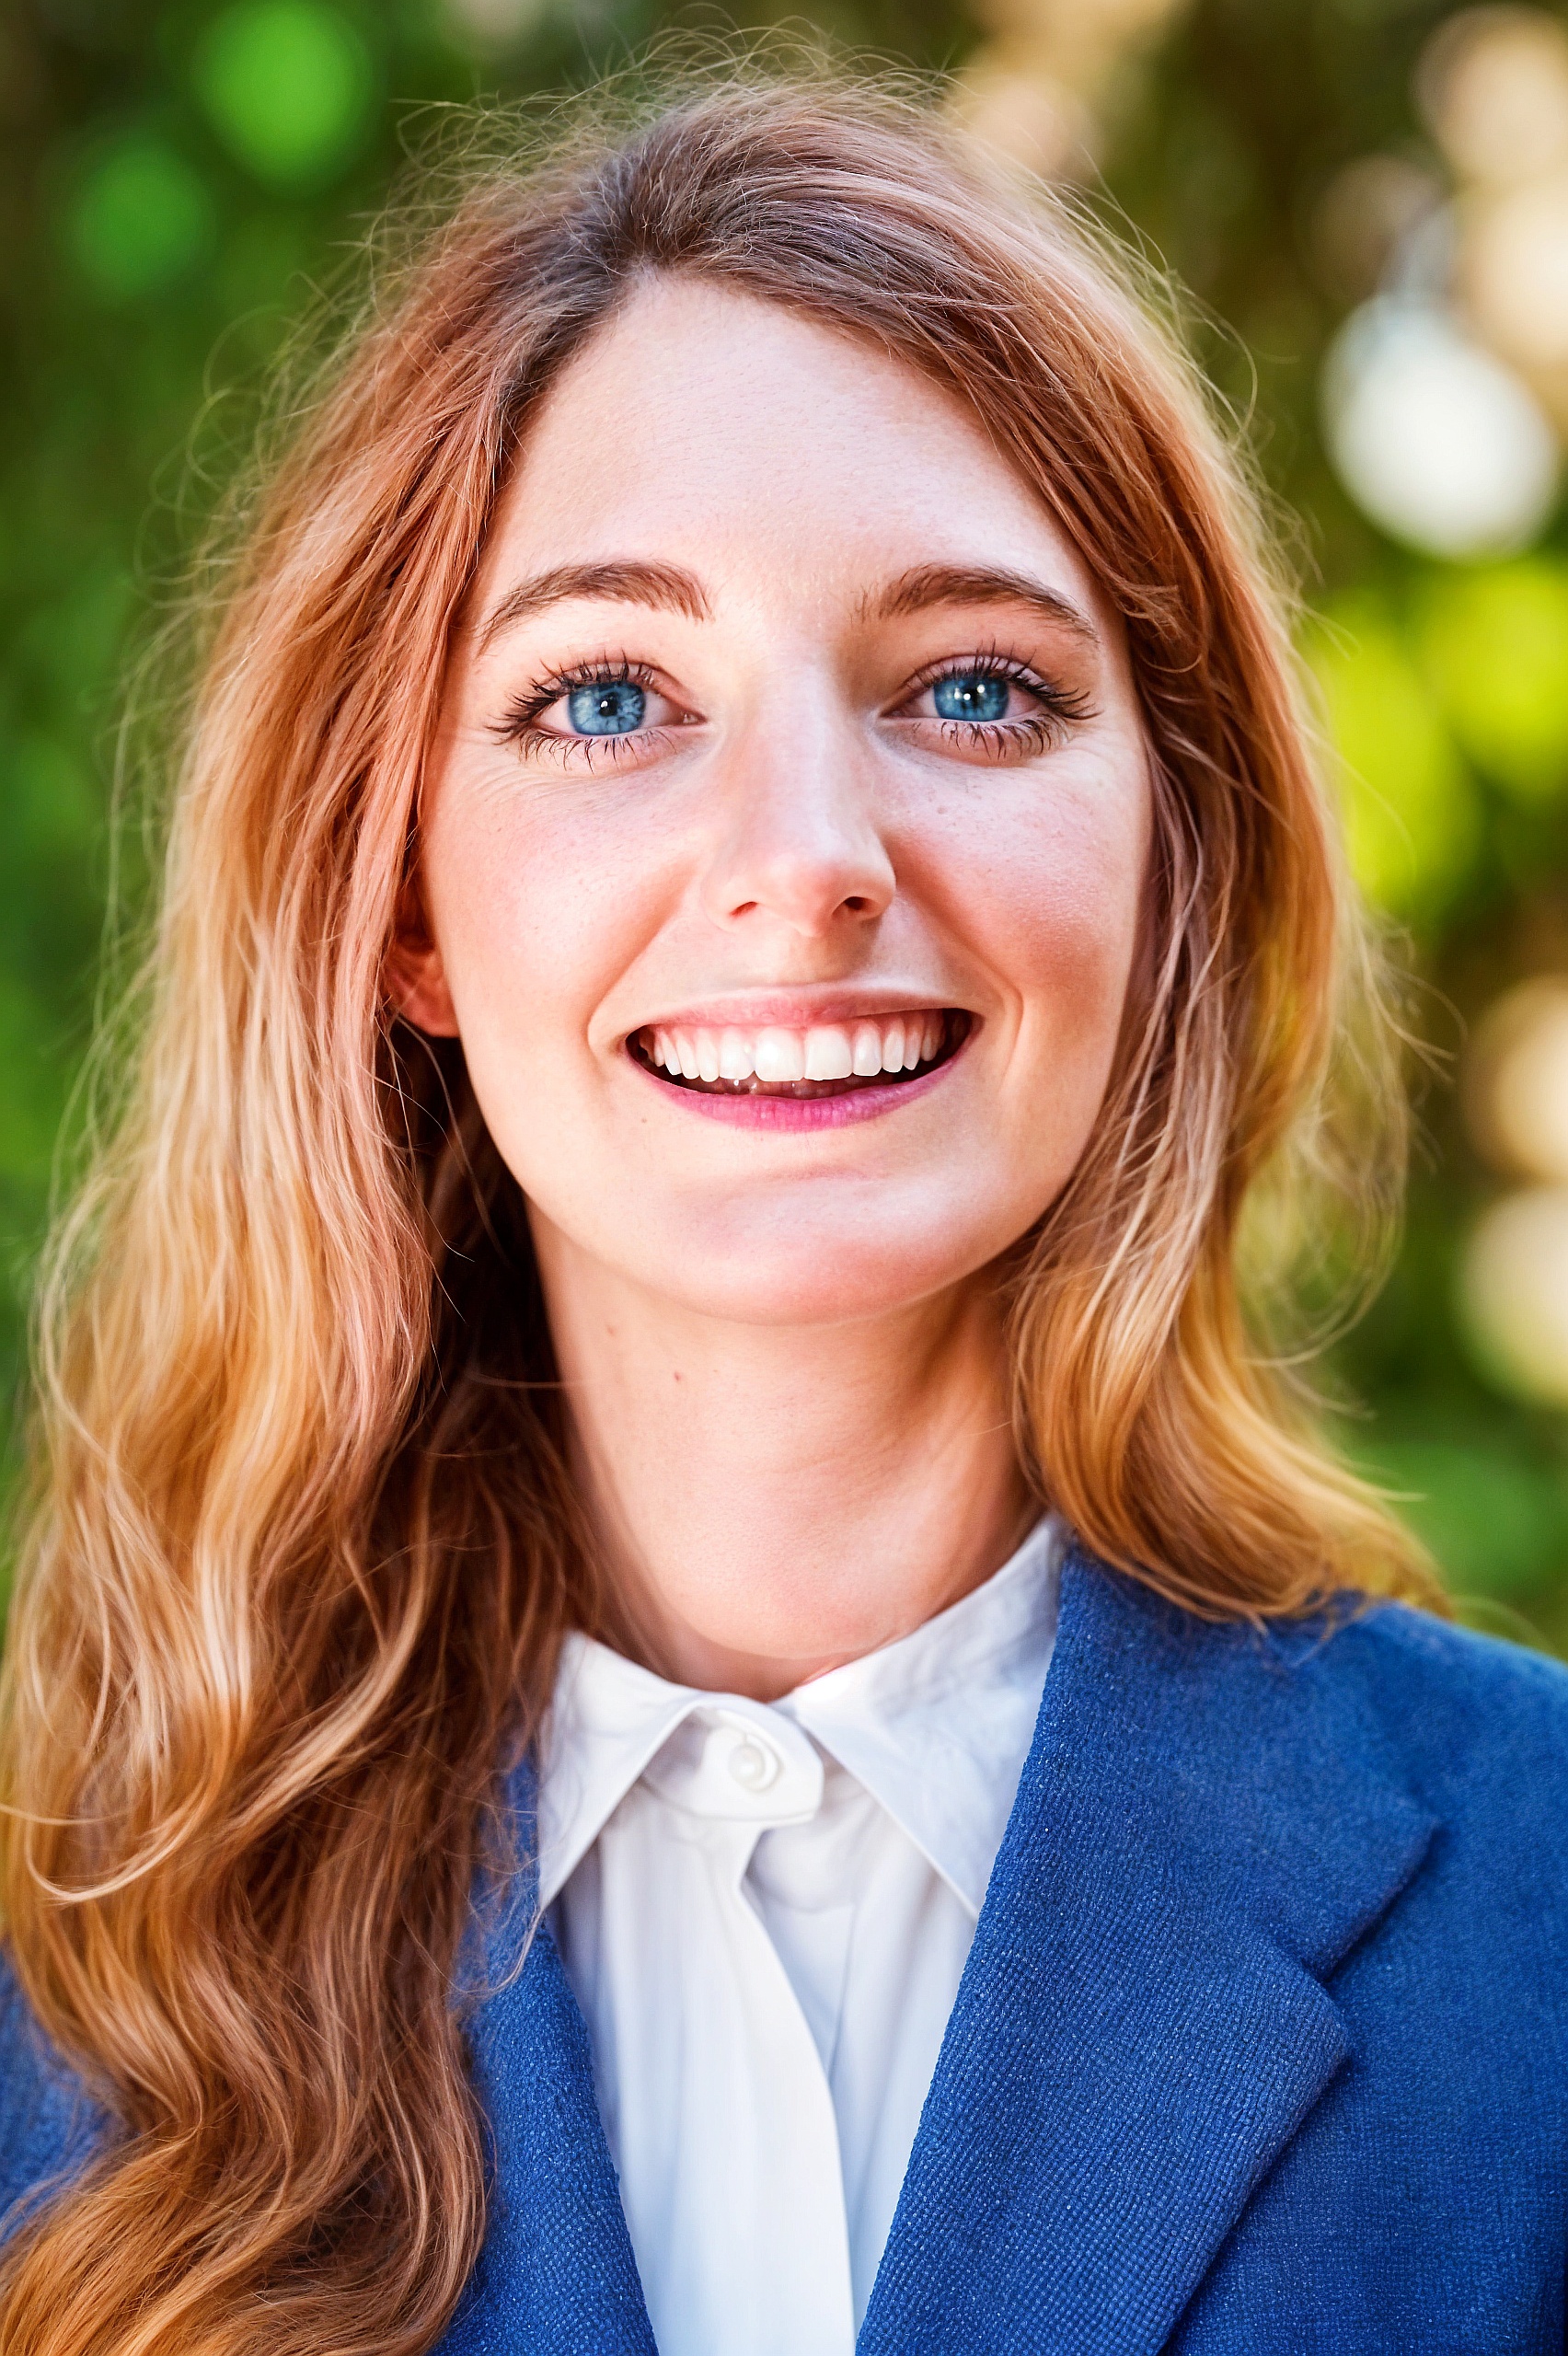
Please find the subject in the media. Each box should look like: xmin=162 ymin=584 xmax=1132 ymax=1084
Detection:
xmin=5 ymin=1551 xmax=1568 ymax=2353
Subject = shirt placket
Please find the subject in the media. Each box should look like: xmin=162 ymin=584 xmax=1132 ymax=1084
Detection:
xmin=627 ymin=1708 xmax=859 ymax=2356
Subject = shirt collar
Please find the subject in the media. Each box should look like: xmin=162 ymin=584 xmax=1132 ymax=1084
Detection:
xmin=536 ymin=1515 xmax=1063 ymax=1916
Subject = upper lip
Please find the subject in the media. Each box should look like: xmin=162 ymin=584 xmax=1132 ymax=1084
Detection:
xmin=623 ymin=988 xmax=968 ymax=1035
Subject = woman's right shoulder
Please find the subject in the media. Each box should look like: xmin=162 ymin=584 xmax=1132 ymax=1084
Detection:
xmin=0 ymin=1948 xmax=107 ymax=2237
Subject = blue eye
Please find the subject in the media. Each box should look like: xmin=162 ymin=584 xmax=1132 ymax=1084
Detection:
xmin=932 ymin=673 xmax=1011 ymax=722
xmin=567 ymin=680 xmax=647 ymax=736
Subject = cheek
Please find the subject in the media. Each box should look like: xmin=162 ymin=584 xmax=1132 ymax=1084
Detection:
xmin=919 ymin=759 xmax=1149 ymax=1080
xmin=423 ymin=770 xmax=677 ymax=1078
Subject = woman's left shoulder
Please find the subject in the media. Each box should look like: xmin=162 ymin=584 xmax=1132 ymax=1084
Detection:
xmin=1322 ymin=1594 xmax=1568 ymax=1754
xmin=1089 ymin=1558 xmax=1568 ymax=1907
xmin=1284 ymin=1595 xmax=1568 ymax=1870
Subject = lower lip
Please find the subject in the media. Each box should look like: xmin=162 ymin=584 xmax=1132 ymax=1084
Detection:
xmin=628 ymin=1036 xmax=970 ymax=1128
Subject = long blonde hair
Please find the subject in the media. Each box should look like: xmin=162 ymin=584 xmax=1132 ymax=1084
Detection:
xmin=0 ymin=63 xmax=1435 ymax=2356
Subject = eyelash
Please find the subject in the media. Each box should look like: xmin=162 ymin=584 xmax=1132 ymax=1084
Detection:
xmin=492 ymin=654 xmax=665 ymax=766
xmin=491 ymin=648 xmax=1096 ymax=767
xmin=898 ymin=651 xmax=1096 ymax=757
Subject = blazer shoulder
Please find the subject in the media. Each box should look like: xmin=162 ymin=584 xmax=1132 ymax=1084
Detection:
xmin=1335 ymin=1593 xmax=1568 ymax=1723
xmin=0 ymin=1946 xmax=106 ymax=2242
xmin=1067 ymin=1559 xmax=1568 ymax=1982
xmin=1318 ymin=1597 xmax=1568 ymax=1826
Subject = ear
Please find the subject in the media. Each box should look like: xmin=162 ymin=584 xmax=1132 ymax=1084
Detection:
xmin=385 ymin=877 xmax=461 ymax=1038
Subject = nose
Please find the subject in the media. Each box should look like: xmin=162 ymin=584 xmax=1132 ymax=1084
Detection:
xmin=698 ymin=694 xmax=896 ymax=940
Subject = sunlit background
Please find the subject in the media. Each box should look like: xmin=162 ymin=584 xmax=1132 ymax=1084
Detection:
xmin=4 ymin=0 xmax=1568 ymax=1646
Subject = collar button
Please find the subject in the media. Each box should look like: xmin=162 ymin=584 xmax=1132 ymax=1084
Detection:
xmin=726 ymin=1730 xmax=781 ymax=1793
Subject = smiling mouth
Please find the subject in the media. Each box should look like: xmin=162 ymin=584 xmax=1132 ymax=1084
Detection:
xmin=629 ymin=1009 xmax=972 ymax=1098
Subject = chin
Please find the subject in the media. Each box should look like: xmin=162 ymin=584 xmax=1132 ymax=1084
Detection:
xmin=645 ymin=1221 xmax=1004 ymax=1328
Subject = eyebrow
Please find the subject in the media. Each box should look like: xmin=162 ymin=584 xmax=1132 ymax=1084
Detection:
xmin=870 ymin=564 xmax=1100 ymax=642
xmin=477 ymin=560 xmax=712 ymax=651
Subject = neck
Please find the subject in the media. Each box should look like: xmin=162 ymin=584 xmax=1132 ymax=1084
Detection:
xmin=533 ymin=1220 xmax=1033 ymax=1702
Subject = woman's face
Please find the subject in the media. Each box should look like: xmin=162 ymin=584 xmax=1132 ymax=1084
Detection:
xmin=409 ymin=279 xmax=1153 ymax=1327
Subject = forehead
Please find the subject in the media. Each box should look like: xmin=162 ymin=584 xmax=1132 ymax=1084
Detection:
xmin=481 ymin=276 xmax=1108 ymax=625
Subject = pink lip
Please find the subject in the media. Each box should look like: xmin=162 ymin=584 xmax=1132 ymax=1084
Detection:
xmin=628 ymin=1033 xmax=970 ymax=1128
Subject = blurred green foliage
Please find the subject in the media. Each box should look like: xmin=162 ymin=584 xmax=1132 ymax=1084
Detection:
xmin=4 ymin=0 xmax=1568 ymax=1647
xmin=1310 ymin=591 xmax=1482 ymax=919
xmin=195 ymin=2 xmax=377 ymax=189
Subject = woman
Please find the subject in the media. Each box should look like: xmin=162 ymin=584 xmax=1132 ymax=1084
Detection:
xmin=2 ymin=66 xmax=1565 ymax=2356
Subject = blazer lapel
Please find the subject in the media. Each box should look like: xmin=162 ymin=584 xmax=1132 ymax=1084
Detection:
xmin=860 ymin=1554 xmax=1436 ymax=2356
xmin=434 ymin=1776 xmax=657 ymax=2356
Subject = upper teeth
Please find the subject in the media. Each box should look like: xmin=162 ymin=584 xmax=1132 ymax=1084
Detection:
xmin=640 ymin=1013 xmax=948 ymax=1084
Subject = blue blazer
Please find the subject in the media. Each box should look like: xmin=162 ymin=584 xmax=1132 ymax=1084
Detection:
xmin=6 ymin=1553 xmax=1568 ymax=2351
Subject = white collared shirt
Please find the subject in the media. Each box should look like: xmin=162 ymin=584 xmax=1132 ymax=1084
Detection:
xmin=538 ymin=1515 xmax=1063 ymax=2356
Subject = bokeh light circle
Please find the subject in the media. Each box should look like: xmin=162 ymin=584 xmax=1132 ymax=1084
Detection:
xmin=1465 ymin=980 xmax=1568 ymax=1180
xmin=195 ymin=0 xmax=375 ymax=191
xmin=1461 ymin=1185 xmax=1568 ymax=1403
xmin=1416 ymin=6 xmax=1568 ymax=191
xmin=1463 ymin=174 xmax=1568 ymax=376
xmin=1323 ymin=296 xmax=1560 ymax=556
